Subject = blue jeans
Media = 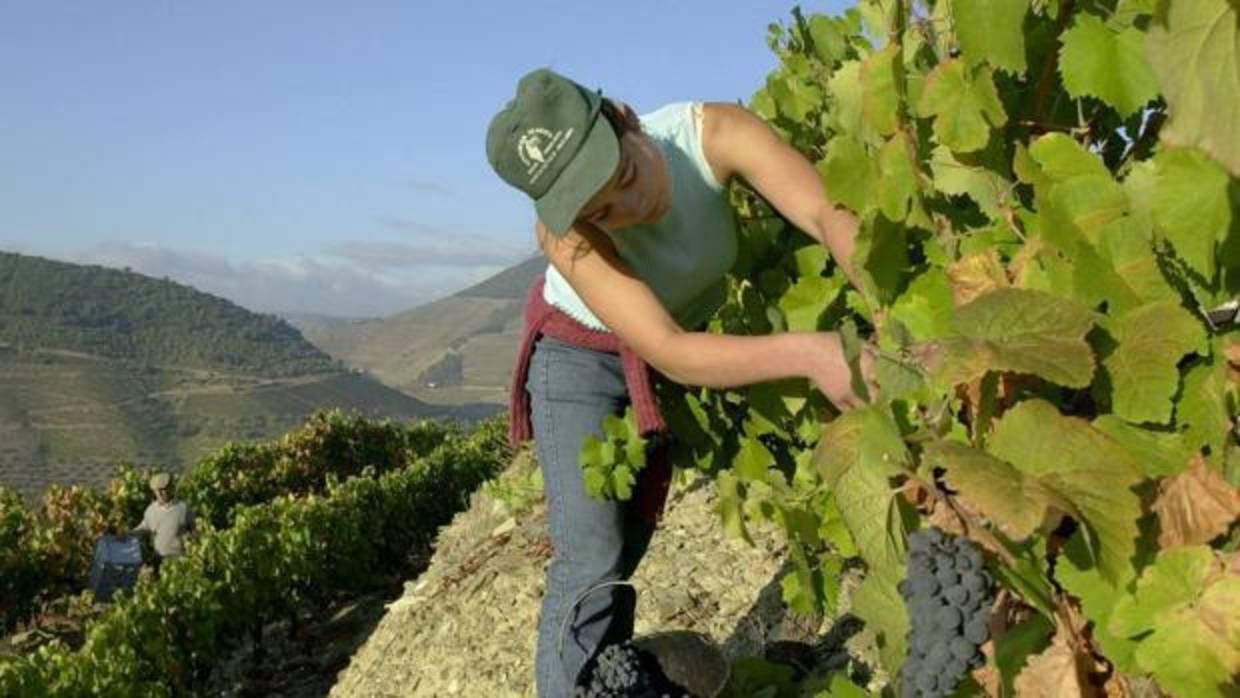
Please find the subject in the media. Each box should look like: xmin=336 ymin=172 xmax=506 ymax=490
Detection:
xmin=526 ymin=336 xmax=658 ymax=698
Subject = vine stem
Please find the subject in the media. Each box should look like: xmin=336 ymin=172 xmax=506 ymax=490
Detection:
xmin=901 ymin=468 xmax=1019 ymax=569
xmin=1030 ymin=0 xmax=1076 ymax=124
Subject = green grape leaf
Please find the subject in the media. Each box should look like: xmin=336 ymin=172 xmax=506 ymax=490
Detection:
xmin=713 ymin=471 xmax=753 ymax=546
xmin=1054 ymin=532 xmax=1141 ymax=674
xmin=1178 ymin=357 xmax=1233 ymax=462
xmin=819 ymin=674 xmax=869 ymax=698
xmin=1028 ymin=134 xmax=1128 ymax=249
xmin=988 ymin=399 xmax=1143 ymax=584
xmin=793 ymin=244 xmax=829 ymax=278
xmin=851 ymin=565 xmax=910 ymax=676
xmin=1070 ymin=240 xmax=1142 ymax=310
xmin=1145 ymin=0 xmax=1240 ymax=176
xmin=929 ymin=288 xmax=1098 ymax=388
xmin=952 ymin=0 xmax=1030 ymax=75
xmin=854 ymin=214 xmax=910 ymax=305
xmin=861 ymin=44 xmax=901 ymax=136
xmin=750 ymin=86 xmax=777 ymax=121
xmin=1112 ymin=0 xmax=1155 ymax=29
xmin=1059 ymin=13 xmax=1159 ymax=118
xmin=819 ymin=136 xmax=877 ymax=214
xmin=734 ymin=435 xmax=776 ymax=482
xmin=582 ymin=465 xmax=608 ymax=500
xmin=827 ymin=60 xmax=865 ymax=137
xmin=611 ymin=466 xmax=635 ymax=500
xmin=1028 ymin=132 xmax=1110 ymax=179
xmin=1103 ymin=299 xmax=1207 ymax=424
xmin=779 ymin=274 xmax=845 ymax=332
xmin=925 ymin=440 xmax=1080 ymax=541
xmin=890 ymin=269 xmax=956 ymax=342
xmin=780 ymin=553 xmax=819 ymax=616
xmin=929 ymin=145 xmax=1012 ymax=218
xmin=812 ymin=407 xmax=909 ymax=571
xmin=1152 ymin=147 xmax=1233 ymax=280
xmin=1093 ymin=414 xmax=1196 ymax=477
xmin=808 ymin=14 xmax=850 ymax=66
xmin=875 ymin=355 xmax=926 ymax=402
xmin=877 ymin=132 xmax=918 ymax=221
xmin=1043 ymin=175 xmax=1129 ymax=249
xmin=840 ymin=318 xmax=871 ymax=403
xmin=1098 ymin=215 xmax=1179 ymax=307
xmin=1109 ymin=546 xmax=1240 ymax=698
xmin=916 ymin=59 xmax=1007 ymax=153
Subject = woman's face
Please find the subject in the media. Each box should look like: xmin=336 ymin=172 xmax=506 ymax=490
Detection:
xmin=576 ymin=103 xmax=671 ymax=232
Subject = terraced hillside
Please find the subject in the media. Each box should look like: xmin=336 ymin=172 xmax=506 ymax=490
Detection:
xmin=302 ymin=255 xmax=544 ymax=406
xmin=0 ymin=253 xmax=489 ymax=503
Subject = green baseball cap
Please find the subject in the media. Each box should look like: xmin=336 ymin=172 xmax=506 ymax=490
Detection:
xmin=486 ymin=68 xmax=620 ymax=236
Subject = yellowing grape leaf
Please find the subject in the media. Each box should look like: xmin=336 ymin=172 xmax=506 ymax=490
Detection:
xmin=928 ymin=288 xmax=1098 ymax=388
xmin=925 ymin=440 xmax=1078 ymax=540
xmin=1059 ymin=13 xmax=1159 ymax=117
xmin=916 ymin=59 xmax=1007 ymax=153
xmin=1102 ymin=299 xmax=1207 ymax=424
xmin=1145 ymin=0 xmax=1240 ymax=176
xmin=947 ymin=249 xmax=1010 ymax=306
xmin=952 ymin=0 xmax=1030 ymax=75
xmin=1152 ymin=454 xmax=1240 ymax=550
xmin=988 ymin=400 xmax=1143 ymax=584
xmin=1109 ymin=546 xmax=1240 ymax=698
xmin=1093 ymin=414 xmax=1196 ymax=478
xmin=1013 ymin=635 xmax=1090 ymax=698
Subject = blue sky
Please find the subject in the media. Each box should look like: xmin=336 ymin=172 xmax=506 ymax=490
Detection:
xmin=1 ymin=1 xmax=851 ymax=317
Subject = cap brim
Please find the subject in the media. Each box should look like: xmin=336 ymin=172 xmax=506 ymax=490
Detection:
xmin=534 ymin=119 xmax=619 ymax=236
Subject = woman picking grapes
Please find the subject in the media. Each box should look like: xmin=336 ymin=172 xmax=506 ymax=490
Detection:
xmin=485 ymin=67 xmax=878 ymax=697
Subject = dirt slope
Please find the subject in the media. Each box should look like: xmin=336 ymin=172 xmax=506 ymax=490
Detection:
xmin=329 ymin=452 xmax=843 ymax=697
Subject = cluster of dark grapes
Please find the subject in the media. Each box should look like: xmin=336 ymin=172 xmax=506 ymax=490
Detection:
xmin=898 ymin=527 xmax=994 ymax=698
xmin=573 ymin=642 xmax=692 ymax=698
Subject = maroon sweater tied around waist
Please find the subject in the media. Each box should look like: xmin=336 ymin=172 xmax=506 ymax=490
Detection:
xmin=509 ymin=274 xmax=672 ymax=525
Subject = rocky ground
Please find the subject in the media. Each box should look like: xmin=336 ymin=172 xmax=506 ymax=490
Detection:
xmin=328 ymin=450 xmax=878 ymax=698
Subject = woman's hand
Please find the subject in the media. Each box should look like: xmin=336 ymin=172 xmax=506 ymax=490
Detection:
xmin=809 ymin=332 xmax=879 ymax=411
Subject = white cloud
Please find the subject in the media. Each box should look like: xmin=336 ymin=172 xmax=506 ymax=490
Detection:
xmin=324 ymin=238 xmax=526 ymax=270
xmin=56 ymin=241 xmax=509 ymax=318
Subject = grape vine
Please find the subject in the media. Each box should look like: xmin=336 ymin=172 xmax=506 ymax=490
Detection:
xmin=584 ymin=1 xmax=1240 ymax=695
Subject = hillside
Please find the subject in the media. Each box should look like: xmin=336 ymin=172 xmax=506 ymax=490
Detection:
xmin=0 ymin=251 xmax=337 ymax=377
xmin=303 ymin=255 xmax=545 ymax=406
xmin=0 ymin=252 xmax=495 ymax=503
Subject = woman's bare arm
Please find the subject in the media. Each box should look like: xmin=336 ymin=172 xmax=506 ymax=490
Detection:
xmin=701 ymin=102 xmax=867 ymax=296
xmin=538 ymin=221 xmax=872 ymax=409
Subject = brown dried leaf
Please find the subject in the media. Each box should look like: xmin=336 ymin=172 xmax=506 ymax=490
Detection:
xmin=1014 ymin=635 xmax=1094 ymax=698
xmin=948 ymin=249 xmax=1011 ymax=306
xmin=1225 ymin=338 xmax=1240 ymax=368
xmin=1152 ymin=453 xmax=1240 ymax=549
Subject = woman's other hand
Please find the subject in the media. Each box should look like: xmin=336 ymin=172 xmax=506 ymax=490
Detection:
xmin=809 ymin=332 xmax=879 ymax=411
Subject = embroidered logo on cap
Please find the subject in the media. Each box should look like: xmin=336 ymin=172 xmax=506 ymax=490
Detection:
xmin=518 ymin=127 xmax=574 ymax=184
